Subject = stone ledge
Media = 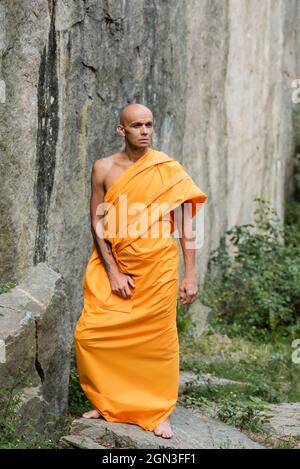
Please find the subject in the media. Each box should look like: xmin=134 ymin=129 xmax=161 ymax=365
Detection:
xmin=61 ymin=407 xmax=265 ymax=449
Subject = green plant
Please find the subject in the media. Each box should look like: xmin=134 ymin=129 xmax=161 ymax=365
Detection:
xmin=0 ymin=374 xmax=72 ymax=449
xmin=176 ymin=301 xmax=195 ymax=336
xmin=0 ymin=383 xmax=24 ymax=447
xmin=216 ymin=397 xmax=271 ymax=433
xmin=180 ymin=326 xmax=300 ymax=403
xmin=0 ymin=281 xmax=16 ymax=295
xmin=68 ymin=347 xmax=90 ymax=416
xmin=179 ymin=382 xmax=272 ymax=434
xmin=201 ymin=198 xmax=300 ymax=337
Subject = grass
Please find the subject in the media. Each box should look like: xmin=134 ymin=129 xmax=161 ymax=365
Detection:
xmin=177 ymin=319 xmax=300 ymax=447
xmin=0 ymin=375 xmax=73 ymax=449
xmin=179 ymin=324 xmax=300 ymax=403
xmin=68 ymin=353 xmax=90 ymax=417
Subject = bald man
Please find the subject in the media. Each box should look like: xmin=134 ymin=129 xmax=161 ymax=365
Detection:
xmin=74 ymin=103 xmax=207 ymax=439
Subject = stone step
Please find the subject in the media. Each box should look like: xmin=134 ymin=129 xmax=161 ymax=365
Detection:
xmin=261 ymin=403 xmax=300 ymax=437
xmin=61 ymin=434 xmax=109 ymax=450
xmin=60 ymin=406 xmax=265 ymax=449
xmin=179 ymin=371 xmax=248 ymax=395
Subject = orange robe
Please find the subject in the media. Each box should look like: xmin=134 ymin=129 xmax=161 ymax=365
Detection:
xmin=74 ymin=148 xmax=208 ymax=431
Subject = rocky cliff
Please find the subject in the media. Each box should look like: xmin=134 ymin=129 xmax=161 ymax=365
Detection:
xmin=0 ymin=0 xmax=299 ymax=328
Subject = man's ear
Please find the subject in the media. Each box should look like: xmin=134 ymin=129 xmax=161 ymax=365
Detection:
xmin=117 ymin=124 xmax=125 ymax=137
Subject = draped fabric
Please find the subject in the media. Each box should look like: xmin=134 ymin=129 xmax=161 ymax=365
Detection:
xmin=74 ymin=148 xmax=208 ymax=431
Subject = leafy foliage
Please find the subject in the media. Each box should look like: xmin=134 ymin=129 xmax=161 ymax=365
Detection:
xmin=201 ymin=198 xmax=300 ymax=337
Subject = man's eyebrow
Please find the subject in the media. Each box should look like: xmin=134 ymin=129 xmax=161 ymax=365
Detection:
xmin=129 ymin=120 xmax=153 ymax=125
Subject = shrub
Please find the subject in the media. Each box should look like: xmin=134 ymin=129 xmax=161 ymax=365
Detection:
xmin=201 ymin=198 xmax=300 ymax=336
xmin=68 ymin=347 xmax=90 ymax=416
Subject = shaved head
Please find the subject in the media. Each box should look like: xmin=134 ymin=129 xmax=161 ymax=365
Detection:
xmin=117 ymin=103 xmax=154 ymax=152
xmin=119 ymin=103 xmax=153 ymax=127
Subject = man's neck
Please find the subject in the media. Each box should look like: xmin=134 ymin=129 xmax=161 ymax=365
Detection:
xmin=122 ymin=145 xmax=151 ymax=163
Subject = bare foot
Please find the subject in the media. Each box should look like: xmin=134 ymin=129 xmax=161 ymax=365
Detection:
xmin=153 ymin=417 xmax=174 ymax=438
xmin=82 ymin=409 xmax=100 ymax=419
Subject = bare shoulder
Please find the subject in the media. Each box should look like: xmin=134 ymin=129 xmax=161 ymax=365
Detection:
xmin=93 ymin=151 xmax=123 ymax=168
xmin=92 ymin=152 xmax=124 ymax=177
xmin=92 ymin=153 xmax=116 ymax=181
xmin=93 ymin=155 xmax=112 ymax=170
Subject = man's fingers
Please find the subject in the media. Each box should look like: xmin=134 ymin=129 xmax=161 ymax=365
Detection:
xmin=127 ymin=276 xmax=136 ymax=288
xmin=186 ymin=291 xmax=194 ymax=303
xmin=180 ymin=289 xmax=197 ymax=304
xmin=123 ymin=285 xmax=133 ymax=298
xmin=187 ymin=293 xmax=197 ymax=304
xmin=115 ymin=286 xmax=128 ymax=298
xmin=118 ymin=288 xmax=125 ymax=298
xmin=190 ymin=294 xmax=196 ymax=303
xmin=180 ymin=288 xmax=186 ymax=304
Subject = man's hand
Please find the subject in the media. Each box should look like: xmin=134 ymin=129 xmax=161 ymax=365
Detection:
xmin=108 ymin=270 xmax=136 ymax=299
xmin=179 ymin=272 xmax=198 ymax=305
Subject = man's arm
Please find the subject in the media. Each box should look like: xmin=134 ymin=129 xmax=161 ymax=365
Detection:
xmin=177 ymin=202 xmax=198 ymax=305
xmin=90 ymin=160 xmax=135 ymax=299
xmin=90 ymin=160 xmax=119 ymax=275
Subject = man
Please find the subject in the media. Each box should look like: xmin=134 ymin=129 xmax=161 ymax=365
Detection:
xmin=74 ymin=103 xmax=208 ymax=439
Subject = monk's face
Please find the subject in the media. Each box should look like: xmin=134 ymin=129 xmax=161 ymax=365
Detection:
xmin=117 ymin=108 xmax=154 ymax=150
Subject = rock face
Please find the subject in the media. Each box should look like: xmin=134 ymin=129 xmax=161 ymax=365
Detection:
xmin=0 ymin=263 xmax=71 ymax=432
xmin=185 ymin=300 xmax=212 ymax=338
xmin=0 ymin=0 xmax=299 ymax=326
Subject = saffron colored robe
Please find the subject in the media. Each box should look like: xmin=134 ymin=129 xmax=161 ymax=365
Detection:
xmin=74 ymin=148 xmax=208 ymax=431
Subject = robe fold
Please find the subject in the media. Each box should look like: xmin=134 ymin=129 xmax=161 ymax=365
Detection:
xmin=74 ymin=147 xmax=208 ymax=431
